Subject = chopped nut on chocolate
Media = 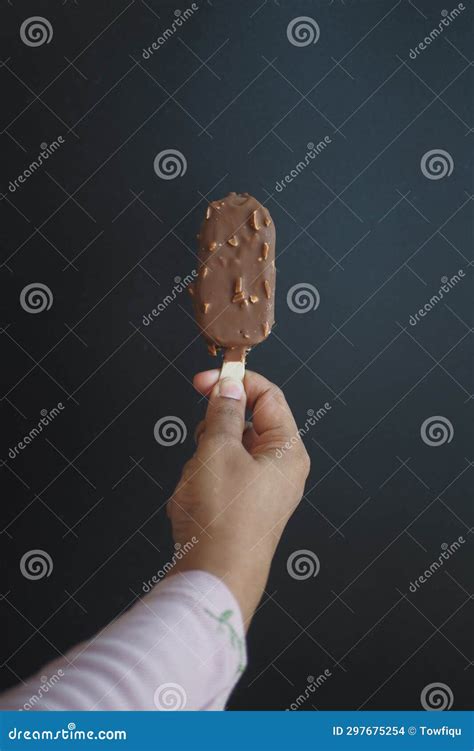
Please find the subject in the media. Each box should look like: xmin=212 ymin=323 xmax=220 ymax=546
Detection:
xmin=249 ymin=210 xmax=260 ymax=231
xmin=206 ymin=206 xmax=211 ymax=219
xmin=201 ymin=266 xmax=209 ymax=278
xmin=264 ymin=215 xmax=271 ymax=226
xmin=232 ymin=291 xmax=245 ymax=303
xmin=227 ymin=235 xmax=239 ymax=247
xmin=202 ymin=302 xmax=210 ymax=313
xmin=263 ymin=280 xmax=271 ymax=299
xmin=235 ymin=277 xmax=243 ymax=293
xmin=249 ymin=295 xmax=259 ymax=303
xmin=263 ymin=321 xmax=270 ymax=337
xmin=208 ymin=343 xmax=218 ymax=356
xmin=262 ymin=242 xmax=269 ymax=260
xmin=209 ymin=241 xmax=217 ymax=252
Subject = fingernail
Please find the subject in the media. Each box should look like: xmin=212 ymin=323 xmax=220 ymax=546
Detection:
xmin=217 ymin=377 xmax=244 ymax=400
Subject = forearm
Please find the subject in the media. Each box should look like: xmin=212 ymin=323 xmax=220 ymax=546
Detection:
xmin=0 ymin=572 xmax=246 ymax=711
xmin=172 ymin=538 xmax=277 ymax=630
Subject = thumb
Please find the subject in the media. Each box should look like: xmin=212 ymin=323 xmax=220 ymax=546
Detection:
xmin=201 ymin=377 xmax=247 ymax=445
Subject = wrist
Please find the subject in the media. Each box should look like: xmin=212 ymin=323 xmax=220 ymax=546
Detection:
xmin=170 ymin=537 xmax=275 ymax=629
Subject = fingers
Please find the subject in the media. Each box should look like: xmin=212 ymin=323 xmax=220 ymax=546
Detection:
xmin=194 ymin=369 xmax=298 ymax=439
xmin=193 ymin=369 xmax=220 ymax=395
xmin=241 ymin=371 xmax=298 ymax=440
xmin=195 ymin=417 xmax=255 ymax=449
xmin=200 ymin=376 xmax=247 ymax=445
xmin=242 ymin=422 xmax=259 ymax=453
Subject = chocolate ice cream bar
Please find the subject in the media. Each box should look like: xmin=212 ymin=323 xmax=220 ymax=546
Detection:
xmin=190 ymin=192 xmax=275 ymax=377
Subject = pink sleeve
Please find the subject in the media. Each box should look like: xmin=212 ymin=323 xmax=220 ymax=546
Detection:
xmin=0 ymin=571 xmax=247 ymax=711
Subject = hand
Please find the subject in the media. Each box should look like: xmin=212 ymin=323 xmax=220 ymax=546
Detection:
xmin=168 ymin=370 xmax=311 ymax=628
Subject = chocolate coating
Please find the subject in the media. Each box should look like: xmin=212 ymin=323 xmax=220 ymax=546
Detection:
xmin=191 ymin=193 xmax=276 ymax=362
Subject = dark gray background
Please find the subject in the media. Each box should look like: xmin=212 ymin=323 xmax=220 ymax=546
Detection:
xmin=1 ymin=0 xmax=472 ymax=711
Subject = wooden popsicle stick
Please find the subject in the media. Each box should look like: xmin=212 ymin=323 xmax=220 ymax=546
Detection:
xmin=220 ymin=359 xmax=245 ymax=381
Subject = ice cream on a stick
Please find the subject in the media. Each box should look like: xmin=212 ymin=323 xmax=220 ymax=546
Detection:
xmin=190 ymin=192 xmax=275 ymax=379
